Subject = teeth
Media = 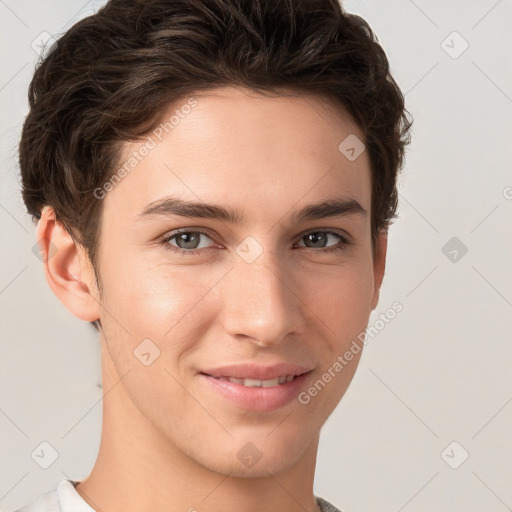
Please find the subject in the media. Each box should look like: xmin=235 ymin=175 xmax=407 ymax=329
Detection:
xmin=216 ymin=375 xmax=297 ymax=387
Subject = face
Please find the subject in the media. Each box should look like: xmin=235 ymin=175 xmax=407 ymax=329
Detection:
xmin=75 ymin=86 xmax=385 ymax=477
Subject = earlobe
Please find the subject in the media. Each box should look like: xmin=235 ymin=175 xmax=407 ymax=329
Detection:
xmin=35 ymin=206 xmax=101 ymax=322
xmin=370 ymin=230 xmax=388 ymax=311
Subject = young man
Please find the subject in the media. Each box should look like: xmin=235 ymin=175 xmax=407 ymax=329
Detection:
xmin=16 ymin=0 xmax=412 ymax=511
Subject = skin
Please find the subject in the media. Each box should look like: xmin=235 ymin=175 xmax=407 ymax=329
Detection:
xmin=36 ymin=86 xmax=387 ymax=512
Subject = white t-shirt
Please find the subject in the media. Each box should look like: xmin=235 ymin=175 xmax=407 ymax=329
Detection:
xmin=11 ymin=479 xmax=342 ymax=512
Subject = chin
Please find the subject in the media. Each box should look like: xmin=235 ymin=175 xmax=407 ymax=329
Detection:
xmin=187 ymin=431 xmax=314 ymax=478
xmin=206 ymin=452 xmax=300 ymax=479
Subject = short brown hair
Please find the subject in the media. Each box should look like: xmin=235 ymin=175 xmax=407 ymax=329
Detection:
xmin=19 ymin=0 xmax=413 ymax=329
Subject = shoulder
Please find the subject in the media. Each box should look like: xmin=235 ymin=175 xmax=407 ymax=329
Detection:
xmin=10 ymin=487 xmax=60 ymax=512
xmin=9 ymin=479 xmax=92 ymax=512
xmin=316 ymin=495 xmax=343 ymax=512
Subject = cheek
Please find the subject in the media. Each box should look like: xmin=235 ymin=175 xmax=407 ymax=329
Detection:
xmin=300 ymin=257 xmax=375 ymax=341
xmin=99 ymin=256 xmax=232 ymax=378
xmin=97 ymin=259 xmax=221 ymax=395
xmin=102 ymin=250 xmax=222 ymax=334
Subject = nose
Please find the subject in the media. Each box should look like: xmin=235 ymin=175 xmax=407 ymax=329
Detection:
xmin=218 ymin=248 xmax=307 ymax=347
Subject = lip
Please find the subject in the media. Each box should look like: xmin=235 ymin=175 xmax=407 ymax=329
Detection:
xmin=198 ymin=368 xmax=314 ymax=412
xmin=199 ymin=362 xmax=312 ymax=381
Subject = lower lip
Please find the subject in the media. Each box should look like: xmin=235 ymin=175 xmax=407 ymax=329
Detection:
xmin=199 ymin=372 xmax=312 ymax=412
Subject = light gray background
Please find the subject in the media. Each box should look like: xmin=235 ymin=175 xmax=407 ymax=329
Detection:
xmin=1 ymin=1 xmax=511 ymax=511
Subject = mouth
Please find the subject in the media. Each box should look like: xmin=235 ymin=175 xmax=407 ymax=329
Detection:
xmin=199 ymin=372 xmax=310 ymax=388
xmin=198 ymin=370 xmax=314 ymax=411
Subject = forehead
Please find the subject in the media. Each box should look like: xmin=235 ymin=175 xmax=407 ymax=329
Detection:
xmin=105 ymin=86 xmax=371 ymax=225
xmin=166 ymin=86 xmax=364 ymax=158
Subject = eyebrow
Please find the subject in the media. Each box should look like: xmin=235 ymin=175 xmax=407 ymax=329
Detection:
xmin=137 ymin=194 xmax=367 ymax=223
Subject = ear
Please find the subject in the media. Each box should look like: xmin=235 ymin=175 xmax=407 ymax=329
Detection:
xmin=370 ymin=230 xmax=388 ymax=311
xmin=35 ymin=206 xmax=101 ymax=322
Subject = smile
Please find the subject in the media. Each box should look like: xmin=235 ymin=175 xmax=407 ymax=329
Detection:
xmin=208 ymin=374 xmax=298 ymax=387
xmin=199 ymin=371 xmax=313 ymax=411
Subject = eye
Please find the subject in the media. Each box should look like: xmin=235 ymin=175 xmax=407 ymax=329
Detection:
xmin=159 ymin=229 xmax=218 ymax=254
xmin=158 ymin=228 xmax=352 ymax=256
xmin=295 ymin=231 xmax=351 ymax=253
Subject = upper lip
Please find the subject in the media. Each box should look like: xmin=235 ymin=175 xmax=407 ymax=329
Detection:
xmin=199 ymin=363 xmax=313 ymax=380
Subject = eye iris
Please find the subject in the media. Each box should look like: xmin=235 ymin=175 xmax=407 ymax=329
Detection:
xmin=306 ymin=232 xmax=327 ymax=248
xmin=176 ymin=232 xmax=200 ymax=249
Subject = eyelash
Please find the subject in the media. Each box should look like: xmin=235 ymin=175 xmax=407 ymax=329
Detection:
xmin=157 ymin=229 xmax=353 ymax=256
